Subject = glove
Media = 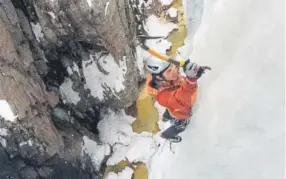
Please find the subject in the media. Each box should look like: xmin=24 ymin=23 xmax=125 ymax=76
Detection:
xmin=183 ymin=59 xmax=211 ymax=79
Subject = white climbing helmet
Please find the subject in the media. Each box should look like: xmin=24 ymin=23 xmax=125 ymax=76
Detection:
xmin=145 ymin=57 xmax=170 ymax=75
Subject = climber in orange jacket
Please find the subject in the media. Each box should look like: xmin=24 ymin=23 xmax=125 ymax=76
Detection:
xmin=145 ymin=57 xmax=210 ymax=143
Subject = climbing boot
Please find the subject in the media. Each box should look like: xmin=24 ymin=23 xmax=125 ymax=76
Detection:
xmin=168 ymin=136 xmax=182 ymax=143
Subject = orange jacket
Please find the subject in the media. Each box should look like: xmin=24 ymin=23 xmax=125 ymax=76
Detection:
xmin=147 ymin=75 xmax=198 ymax=120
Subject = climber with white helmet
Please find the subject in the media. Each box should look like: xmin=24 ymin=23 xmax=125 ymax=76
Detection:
xmin=145 ymin=57 xmax=210 ymax=143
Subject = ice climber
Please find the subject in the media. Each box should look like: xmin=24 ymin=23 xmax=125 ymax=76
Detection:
xmin=145 ymin=58 xmax=210 ymax=143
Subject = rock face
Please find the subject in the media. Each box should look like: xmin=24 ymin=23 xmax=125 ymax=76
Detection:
xmin=0 ymin=0 xmax=142 ymax=178
xmin=30 ymin=0 xmax=140 ymax=108
xmin=0 ymin=0 xmax=63 ymax=155
xmin=0 ymin=118 xmax=100 ymax=179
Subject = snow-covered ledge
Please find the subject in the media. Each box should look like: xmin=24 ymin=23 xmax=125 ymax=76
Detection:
xmin=0 ymin=100 xmax=17 ymax=122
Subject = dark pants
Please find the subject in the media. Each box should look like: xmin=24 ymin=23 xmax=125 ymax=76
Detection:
xmin=161 ymin=110 xmax=191 ymax=139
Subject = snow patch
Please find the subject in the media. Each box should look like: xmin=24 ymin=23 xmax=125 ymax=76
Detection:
xmin=0 ymin=100 xmax=17 ymax=122
xmin=146 ymin=15 xmax=177 ymax=37
xmin=167 ymin=8 xmax=178 ymax=18
xmin=144 ymin=15 xmax=175 ymax=58
xmin=60 ymin=78 xmax=81 ymax=104
xmin=147 ymin=142 xmax=177 ymax=179
xmin=98 ymin=109 xmax=156 ymax=166
xmin=138 ymin=0 xmax=152 ymax=8
xmin=159 ymin=0 xmax=173 ymax=6
xmin=106 ymin=133 xmax=161 ymax=165
xmin=87 ymin=0 xmax=92 ymax=7
xmin=67 ymin=67 xmax=73 ymax=75
xmin=135 ymin=47 xmax=146 ymax=77
xmin=82 ymin=136 xmax=111 ymax=169
xmin=0 ymin=137 xmax=7 ymax=147
xmin=105 ymin=1 xmax=110 ymax=15
xmin=98 ymin=108 xmax=174 ymax=177
xmin=66 ymin=62 xmax=80 ymax=75
xmin=106 ymin=167 xmax=133 ymax=179
xmin=83 ymin=54 xmax=127 ymax=100
xmin=72 ymin=62 xmax=80 ymax=73
xmin=154 ymin=102 xmax=172 ymax=131
xmin=19 ymin=139 xmax=33 ymax=147
xmin=48 ymin=11 xmax=56 ymax=19
xmin=125 ymin=132 xmax=158 ymax=163
xmin=0 ymin=128 xmax=8 ymax=136
xmin=106 ymin=144 xmax=129 ymax=165
xmin=30 ymin=22 xmax=44 ymax=42
xmin=97 ymin=109 xmax=135 ymax=146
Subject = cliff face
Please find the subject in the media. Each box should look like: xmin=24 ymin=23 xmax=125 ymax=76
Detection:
xmin=0 ymin=0 xmax=142 ymax=178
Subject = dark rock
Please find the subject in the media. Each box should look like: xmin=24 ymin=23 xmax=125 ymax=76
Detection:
xmin=52 ymin=107 xmax=73 ymax=129
xmin=19 ymin=167 xmax=39 ymax=179
xmin=34 ymin=60 xmax=50 ymax=77
xmin=37 ymin=167 xmax=53 ymax=178
xmin=11 ymin=157 xmax=27 ymax=171
xmin=0 ymin=147 xmax=21 ymax=179
xmin=51 ymin=161 xmax=92 ymax=179
xmin=125 ymin=102 xmax=137 ymax=118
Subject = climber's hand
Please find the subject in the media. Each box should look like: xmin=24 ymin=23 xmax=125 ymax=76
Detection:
xmin=183 ymin=59 xmax=211 ymax=79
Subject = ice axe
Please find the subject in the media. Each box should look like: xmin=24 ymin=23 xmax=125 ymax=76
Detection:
xmin=137 ymin=36 xmax=211 ymax=72
xmin=139 ymin=40 xmax=185 ymax=67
